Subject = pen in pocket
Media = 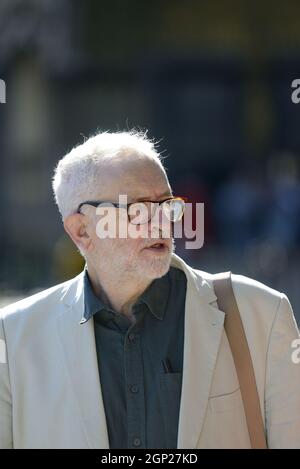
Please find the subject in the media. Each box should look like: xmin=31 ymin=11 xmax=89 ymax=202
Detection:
xmin=162 ymin=358 xmax=173 ymax=373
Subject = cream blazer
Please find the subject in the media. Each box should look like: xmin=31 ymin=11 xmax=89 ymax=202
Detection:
xmin=0 ymin=253 xmax=299 ymax=448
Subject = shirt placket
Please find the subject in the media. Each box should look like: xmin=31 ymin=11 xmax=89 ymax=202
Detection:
xmin=124 ymin=309 xmax=146 ymax=449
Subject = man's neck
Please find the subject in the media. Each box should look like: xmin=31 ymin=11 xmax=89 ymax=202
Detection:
xmin=86 ymin=263 xmax=152 ymax=318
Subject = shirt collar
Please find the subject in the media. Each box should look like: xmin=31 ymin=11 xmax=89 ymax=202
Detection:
xmin=137 ymin=272 xmax=170 ymax=320
xmin=81 ymin=266 xmax=171 ymax=324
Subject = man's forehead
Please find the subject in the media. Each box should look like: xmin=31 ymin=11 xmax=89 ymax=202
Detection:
xmin=98 ymin=155 xmax=171 ymax=200
xmin=127 ymin=189 xmax=173 ymax=202
xmin=97 ymin=182 xmax=172 ymax=203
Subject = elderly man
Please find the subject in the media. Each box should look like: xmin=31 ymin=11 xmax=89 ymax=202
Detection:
xmin=0 ymin=131 xmax=300 ymax=449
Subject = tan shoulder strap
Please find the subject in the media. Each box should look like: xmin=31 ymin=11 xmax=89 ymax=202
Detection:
xmin=213 ymin=272 xmax=267 ymax=449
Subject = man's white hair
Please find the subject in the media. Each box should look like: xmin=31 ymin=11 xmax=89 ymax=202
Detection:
xmin=52 ymin=130 xmax=165 ymax=220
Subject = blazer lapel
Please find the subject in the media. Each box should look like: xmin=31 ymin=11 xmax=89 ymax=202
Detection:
xmin=56 ymin=273 xmax=109 ymax=449
xmin=170 ymin=254 xmax=225 ymax=449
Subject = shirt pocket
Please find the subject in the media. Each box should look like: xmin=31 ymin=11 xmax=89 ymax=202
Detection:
xmin=208 ymin=387 xmax=243 ymax=413
xmin=159 ymin=372 xmax=183 ymax=448
xmin=160 ymin=372 xmax=183 ymax=391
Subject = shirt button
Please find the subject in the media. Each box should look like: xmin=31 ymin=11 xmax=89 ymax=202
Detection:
xmin=130 ymin=385 xmax=139 ymax=393
xmin=133 ymin=437 xmax=141 ymax=447
xmin=128 ymin=333 xmax=135 ymax=342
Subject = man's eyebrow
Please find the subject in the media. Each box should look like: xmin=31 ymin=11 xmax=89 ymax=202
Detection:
xmin=133 ymin=191 xmax=173 ymax=202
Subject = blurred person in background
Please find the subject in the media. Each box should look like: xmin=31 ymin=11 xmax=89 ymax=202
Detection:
xmin=0 ymin=130 xmax=299 ymax=449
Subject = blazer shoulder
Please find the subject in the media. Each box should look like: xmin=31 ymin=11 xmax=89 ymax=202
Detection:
xmin=195 ymin=268 xmax=285 ymax=323
xmin=230 ymin=272 xmax=283 ymax=309
xmin=0 ymin=273 xmax=83 ymax=322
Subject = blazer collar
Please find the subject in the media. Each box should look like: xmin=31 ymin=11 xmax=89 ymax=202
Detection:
xmin=170 ymin=252 xmax=218 ymax=303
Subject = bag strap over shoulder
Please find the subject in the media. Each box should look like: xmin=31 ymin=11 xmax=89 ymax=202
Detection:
xmin=213 ymin=272 xmax=268 ymax=449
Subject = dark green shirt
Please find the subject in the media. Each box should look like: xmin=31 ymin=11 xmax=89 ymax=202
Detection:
xmin=81 ymin=266 xmax=187 ymax=449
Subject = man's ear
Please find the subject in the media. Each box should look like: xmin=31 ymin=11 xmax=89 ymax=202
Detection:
xmin=63 ymin=213 xmax=94 ymax=253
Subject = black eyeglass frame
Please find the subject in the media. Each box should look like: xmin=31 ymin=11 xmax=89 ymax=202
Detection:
xmin=76 ymin=196 xmax=186 ymax=223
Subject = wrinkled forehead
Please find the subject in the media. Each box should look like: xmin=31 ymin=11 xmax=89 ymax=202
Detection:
xmin=97 ymin=154 xmax=172 ymax=201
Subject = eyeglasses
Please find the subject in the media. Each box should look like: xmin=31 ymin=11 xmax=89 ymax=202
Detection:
xmin=77 ymin=197 xmax=186 ymax=225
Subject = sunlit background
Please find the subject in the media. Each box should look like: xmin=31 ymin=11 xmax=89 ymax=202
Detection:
xmin=0 ymin=0 xmax=299 ymax=323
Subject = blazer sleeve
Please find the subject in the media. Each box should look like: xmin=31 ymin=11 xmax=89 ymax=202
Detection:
xmin=0 ymin=316 xmax=13 ymax=449
xmin=265 ymin=293 xmax=300 ymax=448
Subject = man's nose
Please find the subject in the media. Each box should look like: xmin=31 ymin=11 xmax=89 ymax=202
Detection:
xmin=148 ymin=205 xmax=172 ymax=238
